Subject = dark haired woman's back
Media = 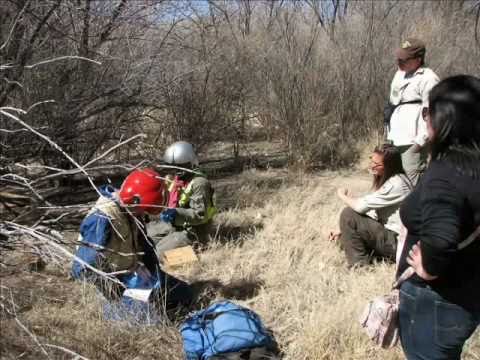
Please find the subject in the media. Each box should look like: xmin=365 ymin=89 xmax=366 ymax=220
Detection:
xmin=398 ymin=160 xmax=480 ymax=312
xmin=397 ymin=159 xmax=480 ymax=360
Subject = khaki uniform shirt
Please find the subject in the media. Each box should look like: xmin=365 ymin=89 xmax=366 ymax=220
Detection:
xmin=353 ymin=174 xmax=413 ymax=235
xmin=388 ymin=67 xmax=439 ymax=147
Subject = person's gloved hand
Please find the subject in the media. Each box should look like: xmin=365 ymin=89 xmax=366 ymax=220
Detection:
xmin=160 ymin=208 xmax=177 ymax=224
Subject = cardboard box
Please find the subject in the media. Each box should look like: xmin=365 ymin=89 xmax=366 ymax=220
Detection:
xmin=161 ymin=246 xmax=198 ymax=268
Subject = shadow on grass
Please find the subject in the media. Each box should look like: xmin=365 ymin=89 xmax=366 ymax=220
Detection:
xmin=190 ymin=277 xmax=265 ymax=308
xmin=209 ymin=221 xmax=264 ymax=247
xmin=184 ymin=277 xmax=283 ymax=359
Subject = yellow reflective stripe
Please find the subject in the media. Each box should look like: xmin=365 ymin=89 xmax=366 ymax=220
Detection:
xmin=178 ymin=183 xmax=193 ymax=207
xmin=206 ymin=206 xmax=217 ymax=221
xmin=176 ymin=178 xmax=217 ymax=224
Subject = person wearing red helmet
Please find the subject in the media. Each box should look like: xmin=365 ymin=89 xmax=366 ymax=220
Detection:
xmin=71 ymin=168 xmax=192 ymax=316
xmin=118 ymin=168 xmax=166 ymax=215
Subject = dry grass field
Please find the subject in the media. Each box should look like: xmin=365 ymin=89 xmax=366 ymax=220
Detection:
xmin=1 ymin=167 xmax=479 ymax=359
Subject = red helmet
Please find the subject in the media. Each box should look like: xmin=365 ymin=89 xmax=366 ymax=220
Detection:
xmin=119 ymin=168 xmax=165 ymax=215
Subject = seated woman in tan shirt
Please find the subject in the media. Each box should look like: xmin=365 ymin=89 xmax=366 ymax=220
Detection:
xmin=333 ymin=144 xmax=413 ymax=268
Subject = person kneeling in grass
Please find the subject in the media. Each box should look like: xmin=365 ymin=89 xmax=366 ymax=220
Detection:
xmin=333 ymin=144 xmax=413 ymax=268
xmin=71 ymin=168 xmax=192 ymax=315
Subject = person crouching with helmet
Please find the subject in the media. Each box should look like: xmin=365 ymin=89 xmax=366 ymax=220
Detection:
xmin=149 ymin=141 xmax=217 ymax=257
xmin=71 ymin=168 xmax=192 ymax=310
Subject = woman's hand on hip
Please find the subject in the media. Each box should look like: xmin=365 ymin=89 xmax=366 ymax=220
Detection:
xmin=407 ymin=242 xmax=438 ymax=281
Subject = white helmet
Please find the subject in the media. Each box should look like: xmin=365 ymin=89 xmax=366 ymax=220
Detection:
xmin=163 ymin=141 xmax=199 ymax=167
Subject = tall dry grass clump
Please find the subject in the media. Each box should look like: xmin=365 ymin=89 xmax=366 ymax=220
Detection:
xmin=2 ymin=168 xmax=479 ymax=359
xmin=183 ymin=171 xmax=404 ymax=359
xmin=182 ymin=169 xmax=480 ymax=359
xmin=0 ymin=267 xmax=184 ymax=360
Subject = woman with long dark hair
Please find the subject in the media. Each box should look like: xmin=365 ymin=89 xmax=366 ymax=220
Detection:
xmin=397 ymin=75 xmax=480 ymax=359
xmin=334 ymin=143 xmax=413 ymax=267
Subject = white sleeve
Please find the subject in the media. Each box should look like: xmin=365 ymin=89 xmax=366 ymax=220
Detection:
xmin=353 ymin=179 xmax=406 ymax=214
xmin=389 ymin=71 xmax=402 ymax=105
xmin=421 ymin=71 xmax=440 ymax=104
xmin=414 ymin=119 xmax=429 ymax=146
xmin=414 ymin=71 xmax=440 ymax=146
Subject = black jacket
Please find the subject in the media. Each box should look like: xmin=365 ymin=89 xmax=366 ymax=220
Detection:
xmin=398 ymin=160 xmax=480 ymax=312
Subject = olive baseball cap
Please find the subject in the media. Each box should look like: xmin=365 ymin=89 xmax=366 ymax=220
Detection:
xmin=395 ymin=38 xmax=426 ymax=60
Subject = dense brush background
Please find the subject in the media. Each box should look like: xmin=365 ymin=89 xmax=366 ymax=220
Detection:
xmin=2 ymin=0 xmax=480 ymax=169
xmin=1 ymin=1 xmax=480 ymax=359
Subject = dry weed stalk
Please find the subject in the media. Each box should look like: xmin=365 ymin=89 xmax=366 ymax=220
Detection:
xmin=0 ymin=102 xmax=163 ymax=358
xmin=182 ymin=170 xmax=480 ymax=359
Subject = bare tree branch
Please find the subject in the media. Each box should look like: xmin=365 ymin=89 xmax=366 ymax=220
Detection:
xmin=0 ymin=107 xmax=101 ymax=197
xmin=475 ymin=1 xmax=480 ymax=45
xmin=0 ymin=296 xmax=50 ymax=359
xmin=2 ymin=222 xmax=126 ymax=287
xmin=24 ymin=56 xmax=101 ymax=69
xmin=43 ymin=344 xmax=90 ymax=360
xmin=83 ymin=133 xmax=146 ymax=168
xmin=0 ymin=0 xmax=31 ymax=51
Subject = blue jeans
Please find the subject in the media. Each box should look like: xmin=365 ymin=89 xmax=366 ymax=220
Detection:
xmin=399 ymin=281 xmax=479 ymax=360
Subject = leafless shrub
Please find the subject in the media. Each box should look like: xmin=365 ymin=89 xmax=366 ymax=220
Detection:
xmin=3 ymin=1 xmax=479 ymax=172
xmin=0 ymin=0 xmax=177 ymax=170
xmin=134 ymin=0 xmax=479 ymax=169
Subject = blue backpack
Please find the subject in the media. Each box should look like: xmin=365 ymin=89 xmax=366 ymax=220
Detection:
xmin=180 ymin=301 xmax=276 ymax=359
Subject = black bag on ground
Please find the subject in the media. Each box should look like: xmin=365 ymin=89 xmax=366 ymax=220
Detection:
xmin=209 ymin=346 xmax=281 ymax=360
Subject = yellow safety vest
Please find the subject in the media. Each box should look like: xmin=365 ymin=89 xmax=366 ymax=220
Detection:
xmin=169 ymin=177 xmax=217 ymax=225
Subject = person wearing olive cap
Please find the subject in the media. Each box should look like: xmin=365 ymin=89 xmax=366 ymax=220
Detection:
xmin=385 ymin=38 xmax=440 ymax=185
